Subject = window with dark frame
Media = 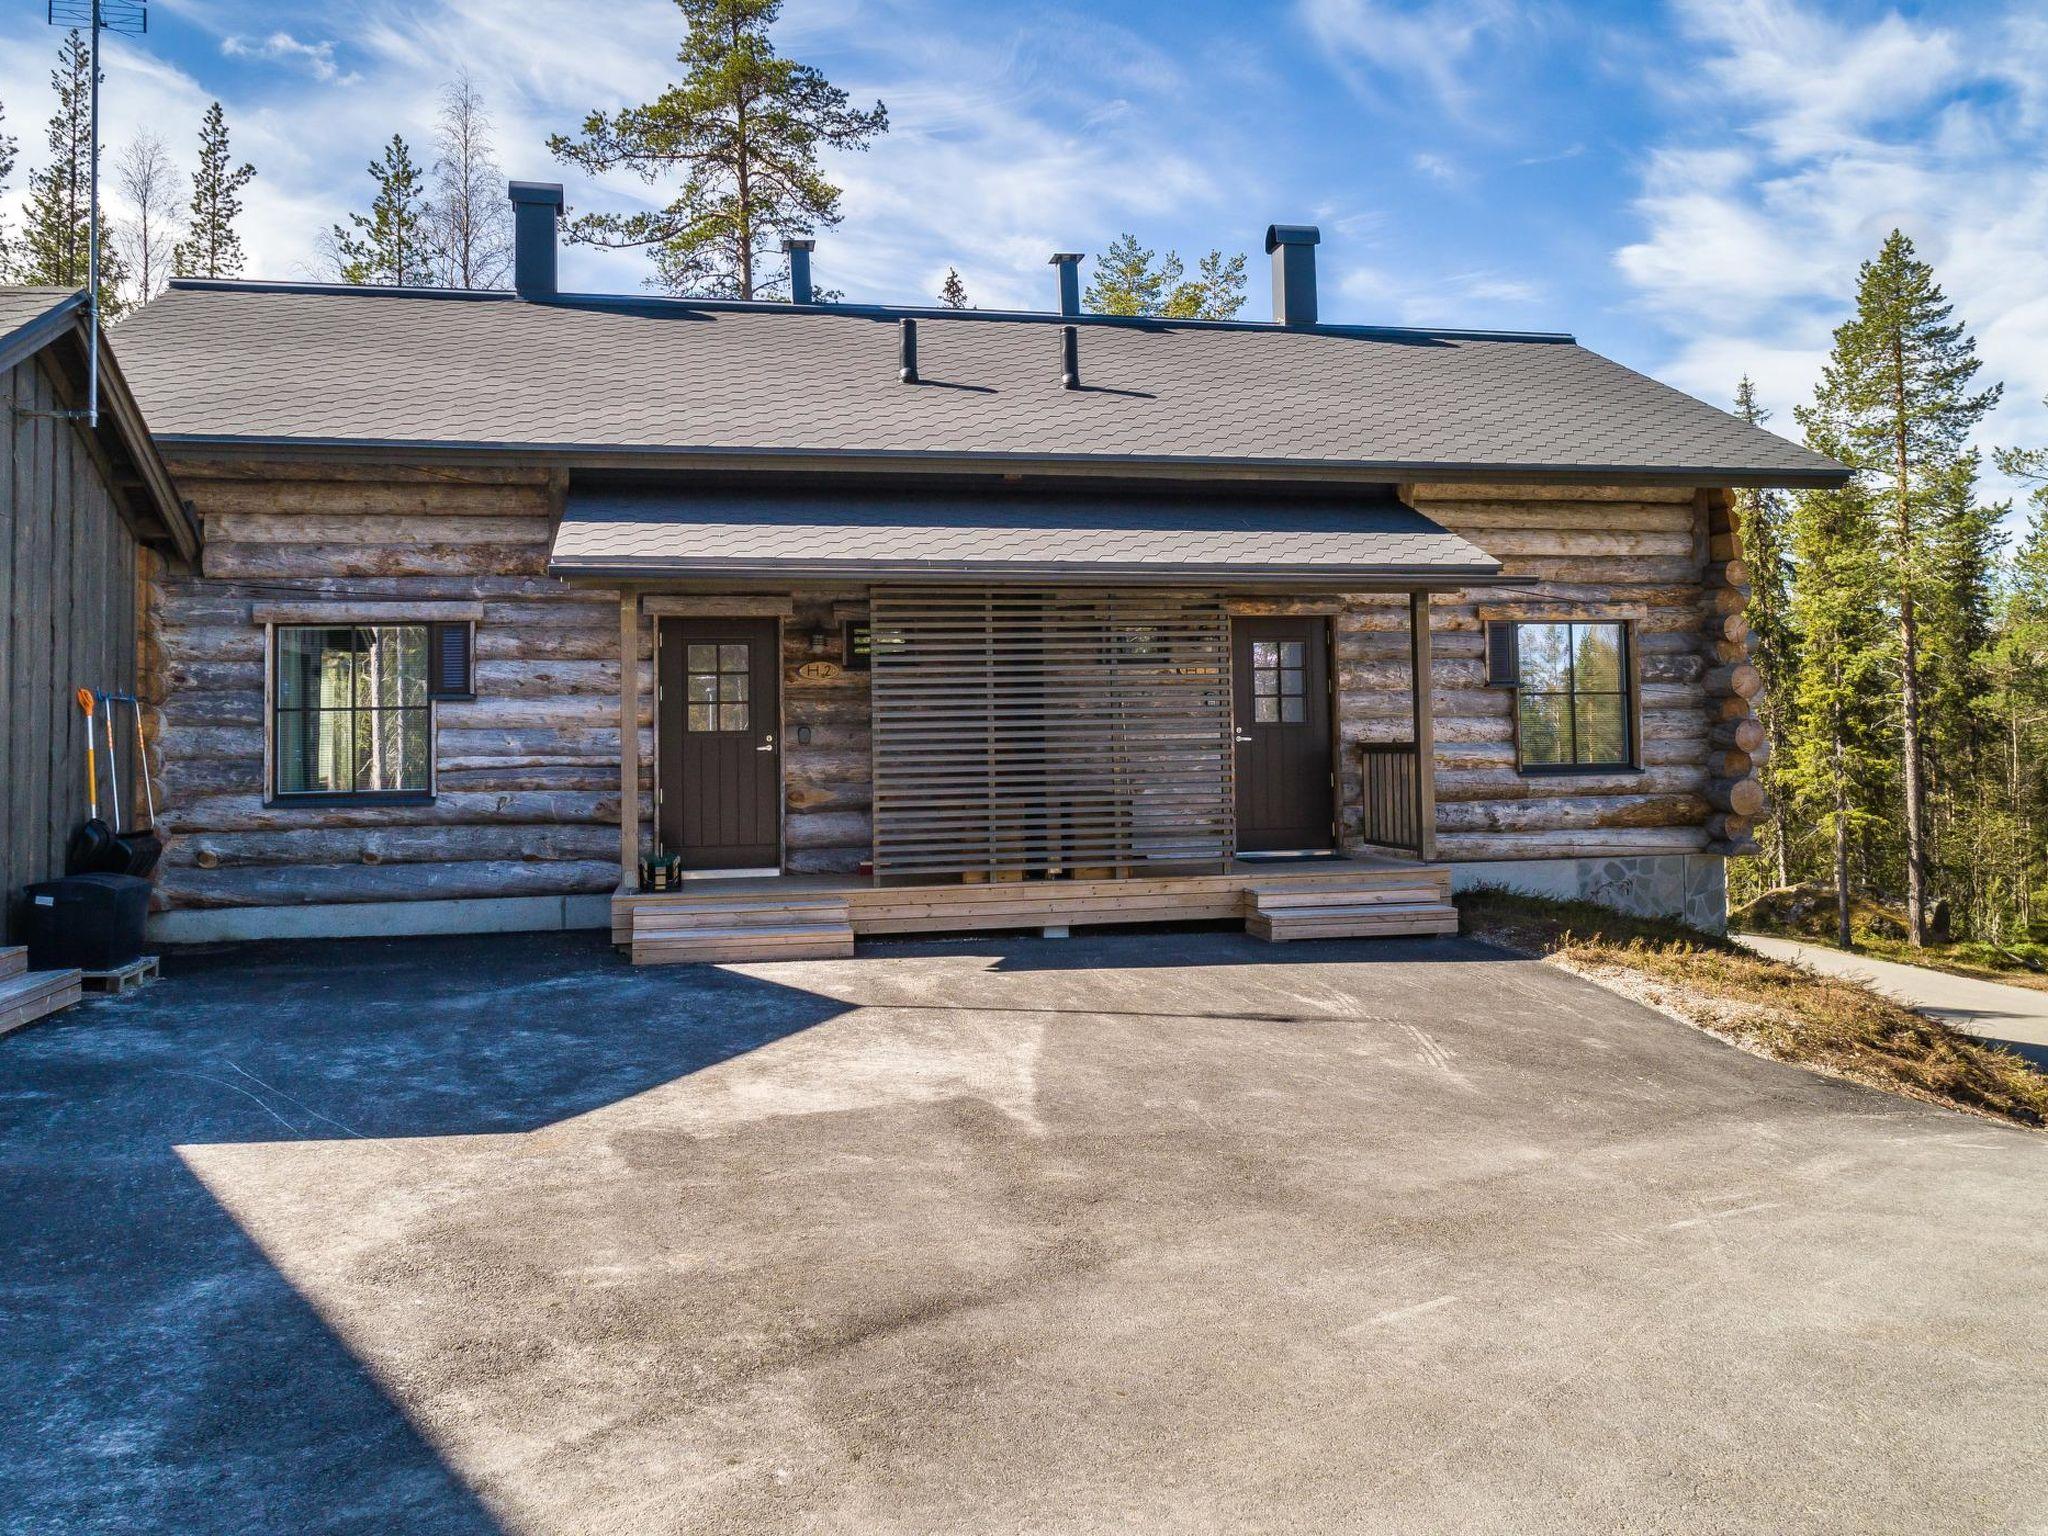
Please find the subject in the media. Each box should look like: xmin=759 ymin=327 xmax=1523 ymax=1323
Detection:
xmin=684 ymin=642 xmax=752 ymax=732
xmin=1249 ymin=637 xmax=1309 ymax=724
xmin=1493 ymin=620 xmax=1632 ymax=772
xmin=274 ymin=624 xmax=433 ymax=797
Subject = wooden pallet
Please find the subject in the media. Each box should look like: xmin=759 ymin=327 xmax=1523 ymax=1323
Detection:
xmin=80 ymin=955 xmax=160 ymax=995
xmin=0 ymin=963 xmax=85 ymax=1037
xmin=633 ymin=897 xmax=855 ymax=967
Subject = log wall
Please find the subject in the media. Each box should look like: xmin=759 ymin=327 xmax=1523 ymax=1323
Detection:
xmin=143 ymin=464 xmax=1758 ymax=915
xmin=148 ymin=460 xmax=646 ymax=910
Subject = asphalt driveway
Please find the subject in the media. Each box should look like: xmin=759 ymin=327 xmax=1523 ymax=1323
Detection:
xmin=3 ymin=928 xmax=2045 ymax=1535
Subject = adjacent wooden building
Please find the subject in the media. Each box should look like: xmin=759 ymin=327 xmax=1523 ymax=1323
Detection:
xmin=1 ymin=288 xmax=196 ymax=943
xmin=105 ymin=193 xmax=1845 ymax=959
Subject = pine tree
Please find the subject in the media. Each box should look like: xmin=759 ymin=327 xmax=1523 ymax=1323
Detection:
xmin=1782 ymin=405 xmax=1893 ymax=948
xmin=171 ymin=103 xmax=255 ymax=280
xmin=329 ymin=135 xmax=430 ymax=286
xmin=1085 ymin=233 xmax=1178 ymax=316
xmin=0 ymin=94 xmax=17 ymax=277
xmin=549 ymin=0 xmax=888 ymax=299
xmin=1812 ymin=230 xmax=2001 ymax=944
xmin=938 ymin=266 xmax=968 ymax=308
xmin=427 ymin=72 xmax=513 ymax=289
xmin=1731 ymin=377 xmax=1799 ymax=890
xmin=1163 ymin=249 xmax=1249 ymax=320
xmin=16 ymin=31 xmax=127 ymax=314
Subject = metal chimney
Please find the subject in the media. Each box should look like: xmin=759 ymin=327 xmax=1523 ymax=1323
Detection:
xmin=509 ymin=182 xmax=565 ymax=300
xmin=1049 ymin=252 xmax=1083 ymax=317
xmin=784 ymin=237 xmax=815 ymax=304
xmin=1264 ymin=224 xmax=1320 ymax=327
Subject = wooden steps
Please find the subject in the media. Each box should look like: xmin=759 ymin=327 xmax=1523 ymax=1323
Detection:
xmin=1245 ymin=869 xmax=1459 ymax=942
xmin=0 ymin=949 xmax=84 ymax=1036
xmin=632 ymin=897 xmax=855 ymax=967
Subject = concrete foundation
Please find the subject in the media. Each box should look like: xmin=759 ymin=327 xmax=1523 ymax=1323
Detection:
xmin=1450 ymin=853 xmax=1728 ymax=933
xmin=147 ymin=892 xmax=612 ymax=945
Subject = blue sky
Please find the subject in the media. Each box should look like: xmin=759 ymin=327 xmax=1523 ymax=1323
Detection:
xmin=4 ymin=0 xmax=2046 ymax=502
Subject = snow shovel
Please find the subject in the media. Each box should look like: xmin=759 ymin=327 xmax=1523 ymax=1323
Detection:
xmin=65 ymin=688 xmax=121 ymax=875
xmin=102 ymin=691 xmax=162 ymax=878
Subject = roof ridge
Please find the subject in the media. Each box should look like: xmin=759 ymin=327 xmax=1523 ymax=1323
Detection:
xmin=160 ymin=278 xmax=1577 ymax=344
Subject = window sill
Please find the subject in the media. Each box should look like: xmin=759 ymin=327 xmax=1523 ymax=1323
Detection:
xmin=1515 ymin=764 xmax=1643 ymax=779
xmin=264 ymin=792 xmax=437 ymax=810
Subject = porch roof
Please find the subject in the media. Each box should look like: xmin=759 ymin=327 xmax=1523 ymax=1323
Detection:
xmin=548 ymin=483 xmax=1505 ymax=588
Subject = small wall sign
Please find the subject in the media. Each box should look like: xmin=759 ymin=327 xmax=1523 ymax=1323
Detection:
xmin=793 ymin=660 xmax=843 ymax=682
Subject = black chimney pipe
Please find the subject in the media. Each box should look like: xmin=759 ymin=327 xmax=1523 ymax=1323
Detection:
xmin=899 ymin=317 xmax=919 ymax=383
xmin=784 ymin=237 xmax=815 ymax=304
xmin=1049 ymin=252 xmax=1083 ymax=317
xmin=1060 ymin=325 xmax=1079 ymax=390
xmin=1264 ymin=224 xmax=1321 ymax=327
xmin=508 ymin=181 xmax=564 ymax=301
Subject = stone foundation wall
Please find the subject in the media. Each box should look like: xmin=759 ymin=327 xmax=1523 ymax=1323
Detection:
xmin=1450 ymin=854 xmax=1728 ymax=933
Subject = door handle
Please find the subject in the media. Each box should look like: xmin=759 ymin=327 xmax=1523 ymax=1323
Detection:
xmin=1235 ymin=729 xmax=1252 ymax=744
xmin=757 ymin=734 xmax=775 ymax=752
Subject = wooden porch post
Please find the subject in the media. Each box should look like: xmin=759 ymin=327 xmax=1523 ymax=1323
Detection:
xmin=1409 ymin=590 xmax=1437 ymax=861
xmin=619 ymin=592 xmax=639 ymax=888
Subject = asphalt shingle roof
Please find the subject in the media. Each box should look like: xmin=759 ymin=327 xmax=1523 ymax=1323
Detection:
xmin=552 ymin=484 xmax=1504 ymax=584
xmin=110 ymin=281 xmax=1846 ymax=486
xmin=0 ymin=286 xmax=84 ymax=371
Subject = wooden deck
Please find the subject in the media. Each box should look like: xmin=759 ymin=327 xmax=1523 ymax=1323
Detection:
xmin=615 ymin=858 xmax=1458 ymax=965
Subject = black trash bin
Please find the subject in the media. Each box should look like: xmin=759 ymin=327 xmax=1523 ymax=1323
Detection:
xmin=21 ymin=873 xmax=151 ymax=971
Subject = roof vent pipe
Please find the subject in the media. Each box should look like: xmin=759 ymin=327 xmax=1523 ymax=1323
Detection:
xmin=1264 ymin=224 xmax=1320 ymax=327
xmin=1049 ymin=252 xmax=1083 ymax=317
xmin=1060 ymin=325 xmax=1079 ymax=390
xmin=784 ymin=237 xmax=815 ymax=304
xmin=899 ymin=317 xmax=919 ymax=383
xmin=508 ymin=181 xmax=565 ymax=301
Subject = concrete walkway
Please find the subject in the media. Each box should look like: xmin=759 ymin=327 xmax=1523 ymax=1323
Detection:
xmin=1738 ymin=933 xmax=2048 ymax=1068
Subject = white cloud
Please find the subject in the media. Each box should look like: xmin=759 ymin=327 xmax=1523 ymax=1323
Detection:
xmin=1297 ymin=0 xmax=1520 ymax=113
xmin=1614 ymin=0 xmax=2048 ymax=513
xmin=222 ymin=31 xmax=356 ymax=85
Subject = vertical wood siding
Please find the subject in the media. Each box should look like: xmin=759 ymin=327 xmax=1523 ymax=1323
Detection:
xmin=2 ymin=353 xmax=141 ymax=940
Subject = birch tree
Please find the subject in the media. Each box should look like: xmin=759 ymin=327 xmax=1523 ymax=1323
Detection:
xmin=428 ymin=72 xmax=513 ymax=290
xmin=114 ymin=133 xmax=180 ymax=303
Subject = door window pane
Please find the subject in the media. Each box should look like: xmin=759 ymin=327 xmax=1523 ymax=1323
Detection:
xmin=274 ymin=624 xmax=431 ymax=796
xmin=686 ymin=638 xmax=755 ymax=731
xmin=1254 ymin=697 xmax=1279 ymax=723
xmin=1280 ymin=697 xmax=1305 ymax=723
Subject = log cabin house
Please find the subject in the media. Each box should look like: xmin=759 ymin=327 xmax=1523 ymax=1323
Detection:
xmin=105 ymin=185 xmax=1847 ymax=963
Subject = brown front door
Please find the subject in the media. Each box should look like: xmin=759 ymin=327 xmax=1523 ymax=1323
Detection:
xmin=1233 ymin=616 xmax=1334 ymax=853
xmin=658 ymin=617 xmax=781 ymax=869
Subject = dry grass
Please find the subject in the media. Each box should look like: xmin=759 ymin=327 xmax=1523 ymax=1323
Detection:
xmin=1457 ymin=887 xmax=2048 ymax=1130
xmin=1733 ymin=883 xmax=2048 ymax=992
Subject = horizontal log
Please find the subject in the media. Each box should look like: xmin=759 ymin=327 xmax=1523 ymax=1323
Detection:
xmin=170 ymin=824 xmax=621 ymax=869
xmin=475 ymin=629 xmax=626 ymax=662
xmin=1434 ymin=793 xmax=1707 ymax=833
xmin=168 ymin=458 xmax=550 ymax=487
xmin=1709 ymin=717 xmax=1767 ymax=753
xmin=783 ymin=810 xmax=872 ymax=850
xmin=158 ymin=858 xmax=622 ymax=909
xmin=1421 ymin=502 xmax=1695 ymax=531
xmin=1705 ymin=814 xmax=1753 ymax=842
xmin=1705 ymin=560 xmax=1751 ymax=589
xmin=207 ymin=513 xmax=553 ymax=545
xmin=1702 ymin=663 xmax=1762 ymax=699
xmin=1455 ymin=530 xmax=1697 ymax=559
xmin=203 ymin=542 xmax=550 ymax=580
xmin=1706 ymin=777 xmax=1766 ymax=816
xmin=158 ymin=789 xmax=626 ymax=833
xmin=1438 ymin=827 xmax=1710 ymax=859
xmin=469 ymin=659 xmax=620 ymax=698
xmin=1411 ymin=483 xmax=1699 ymax=504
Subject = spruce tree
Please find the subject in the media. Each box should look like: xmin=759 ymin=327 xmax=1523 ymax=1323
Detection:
xmin=549 ymin=0 xmax=888 ymax=299
xmin=1812 ymin=230 xmax=2001 ymax=944
xmin=329 ymin=135 xmax=430 ymax=286
xmin=938 ymin=266 xmax=968 ymax=308
xmin=171 ymin=103 xmax=255 ymax=280
xmin=17 ymin=30 xmax=127 ymax=313
xmin=1782 ymin=406 xmax=1892 ymax=948
xmin=1731 ymin=377 xmax=1799 ymax=890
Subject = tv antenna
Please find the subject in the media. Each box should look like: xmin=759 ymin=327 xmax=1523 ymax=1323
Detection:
xmin=45 ymin=1 xmax=149 ymax=429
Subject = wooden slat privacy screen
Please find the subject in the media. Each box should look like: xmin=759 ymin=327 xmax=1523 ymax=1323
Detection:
xmin=869 ymin=588 xmax=1235 ymax=880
